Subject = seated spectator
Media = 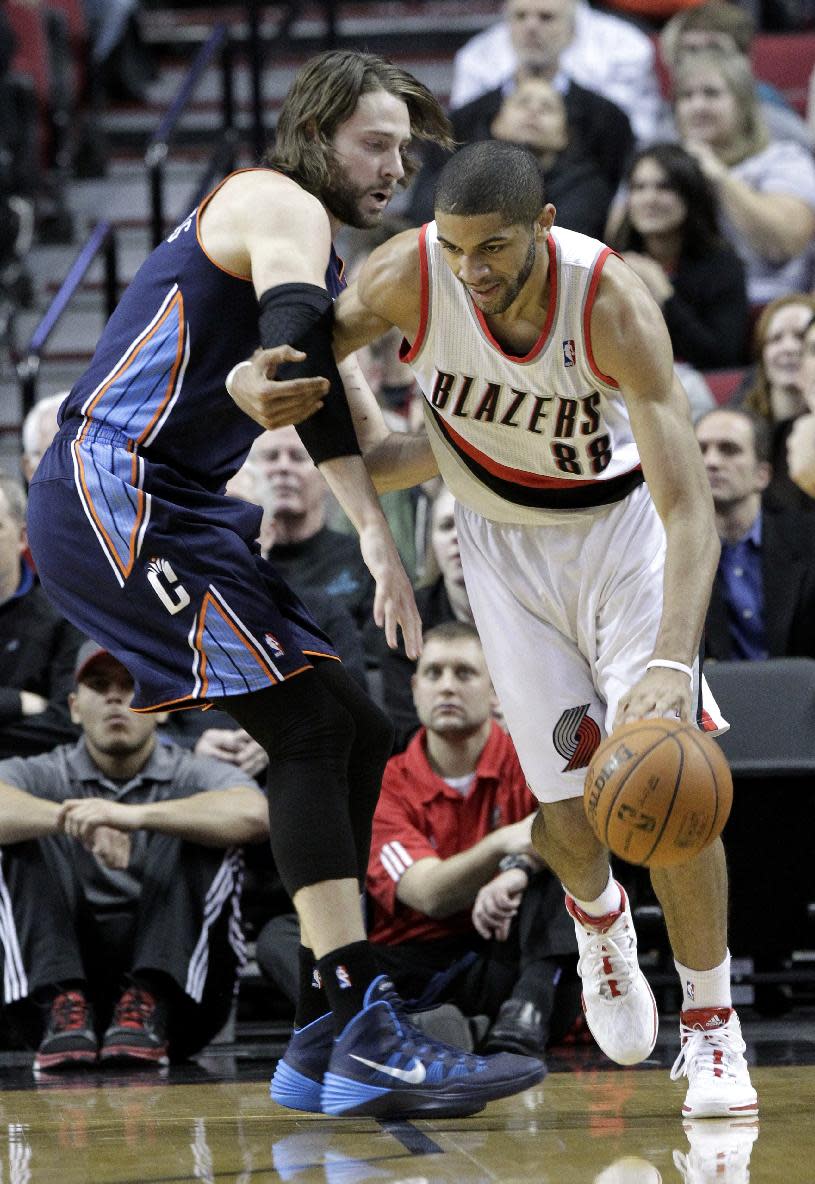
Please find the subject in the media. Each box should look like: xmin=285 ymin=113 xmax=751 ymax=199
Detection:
xmin=380 ymin=487 xmax=475 ymax=752
xmin=257 ymin=623 xmax=579 ymax=1062
xmin=672 ymin=51 xmax=815 ymax=305
xmin=252 ymin=426 xmax=376 ymax=679
xmin=611 ymin=143 xmax=748 ymax=370
xmin=21 ymin=391 xmax=66 ymax=484
xmin=658 ymin=1 xmax=813 ymax=150
xmin=696 ymin=408 xmax=815 ymax=660
xmin=449 ymin=0 xmax=661 ymax=142
xmin=82 ymin=0 xmax=155 ymax=103
xmin=787 ymin=313 xmax=815 ymax=500
xmin=488 ymin=78 xmax=613 ymax=238
xmin=0 ymin=474 xmax=84 ymax=759
xmin=740 ymin=294 xmax=815 ymax=508
xmin=366 ymin=622 xmax=579 ymax=1061
xmin=0 ymin=642 xmax=268 ymax=1073
xmin=407 ymin=0 xmax=634 ymax=223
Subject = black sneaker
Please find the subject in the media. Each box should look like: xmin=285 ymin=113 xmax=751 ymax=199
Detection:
xmin=100 ymin=986 xmax=169 ymax=1067
xmin=34 ymin=989 xmax=98 ymax=1073
xmin=483 ymin=999 xmax=549 ymax=1062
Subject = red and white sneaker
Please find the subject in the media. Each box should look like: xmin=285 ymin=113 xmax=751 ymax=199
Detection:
xmin=670 ymin=1007 xmax=759 ymax=1118
xmin=565 ymin=885 xmax=658 ymax=1066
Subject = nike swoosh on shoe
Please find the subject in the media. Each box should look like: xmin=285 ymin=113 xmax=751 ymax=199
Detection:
xmin=349 ymin=1054 xmax=427 ymax=1084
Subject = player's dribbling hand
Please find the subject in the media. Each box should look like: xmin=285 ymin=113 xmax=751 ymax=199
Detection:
xmin=613 ymin=667 xmax=692 ymax=730
xmin=358 ymin=522 xmax=423 ymax=660
xmin=228 ymin=346 xmax=329 ymax=429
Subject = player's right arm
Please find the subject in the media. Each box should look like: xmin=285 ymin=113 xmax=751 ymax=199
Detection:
xmin=334 ymin=228 xmax=438 ymax=491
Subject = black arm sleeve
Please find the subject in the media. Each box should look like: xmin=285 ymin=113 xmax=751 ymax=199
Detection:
xmin=258 ymin=282 xmax=361 ymax=464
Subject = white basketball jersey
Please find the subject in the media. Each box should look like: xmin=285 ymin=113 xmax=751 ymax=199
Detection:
xmin=402 ymin=223 xmax=643 ymax=525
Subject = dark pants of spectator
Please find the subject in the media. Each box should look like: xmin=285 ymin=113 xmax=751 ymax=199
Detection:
xmin=257 ymin=871 xmax=581 ymax=1046
xmin=0 ymin=835 xmax=244 ymax=1060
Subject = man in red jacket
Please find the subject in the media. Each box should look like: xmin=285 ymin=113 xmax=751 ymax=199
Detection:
xmin=366 ymin=621 xmax=578 ymax=1063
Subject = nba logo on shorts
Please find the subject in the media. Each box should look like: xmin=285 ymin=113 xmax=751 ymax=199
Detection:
xmin=335 ymin=965 xmax=352 ymax=990
xmin=265 ymin=632 xmax=284 ymax=657
xmin=562 ymin=339 xmax=576 ymax=367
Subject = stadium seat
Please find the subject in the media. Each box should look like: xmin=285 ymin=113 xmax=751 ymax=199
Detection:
xmin=751 ymin=32 xmax=815 ymax=116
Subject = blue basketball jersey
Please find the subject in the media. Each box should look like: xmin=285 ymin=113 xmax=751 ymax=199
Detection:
xmin=58 ymin=169 xmax=345 ymax=493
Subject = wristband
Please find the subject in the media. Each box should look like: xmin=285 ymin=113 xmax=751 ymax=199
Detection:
xmin=225 ymin=359 xmax=252 ymax=397
xmin=498 ymin=854 xmax=535 ymax=877
xmin=645 ymin=659 xmax=694 ymax=680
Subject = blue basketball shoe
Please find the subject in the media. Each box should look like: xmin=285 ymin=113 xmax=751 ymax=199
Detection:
xmin=321 ymin=975 xmax=546 ymax=1118
xmin=270 ymin=1012 xmax=334 ymax=1113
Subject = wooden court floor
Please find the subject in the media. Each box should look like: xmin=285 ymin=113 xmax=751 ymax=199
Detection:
xmin=0 ymin=1016 xmax=813 ymax=1184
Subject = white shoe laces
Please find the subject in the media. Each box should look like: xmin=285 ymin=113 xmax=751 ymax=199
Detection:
xmin=576 ymin=915 xmax=639 ymax=1000
xmin=670 ymin=1021 xmax=747 ymax=1084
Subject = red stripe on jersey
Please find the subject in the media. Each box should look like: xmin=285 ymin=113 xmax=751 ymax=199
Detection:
xmin=436 ymin=411 xmax=635 ymax=490
xmin=400 ymin=224 xmax=430 ymax=364
xmin=583 ymin=247 xmax=621 ymax=389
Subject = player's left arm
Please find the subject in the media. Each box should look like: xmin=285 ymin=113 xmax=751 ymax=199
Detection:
xmin=591 ymin=255 xmax=720 ymax=726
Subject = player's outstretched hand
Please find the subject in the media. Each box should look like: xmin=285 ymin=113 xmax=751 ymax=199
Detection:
xmin=228 ymin=346 xmax=329 ymax=429
xmin=358 ymin=522 xmax=423 ymax=660
xmin=614 ymin=666 xmax=692 ymax=730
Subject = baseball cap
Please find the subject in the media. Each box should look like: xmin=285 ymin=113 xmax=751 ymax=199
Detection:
xmin=74 ymin=640 xmax=115 ymax=684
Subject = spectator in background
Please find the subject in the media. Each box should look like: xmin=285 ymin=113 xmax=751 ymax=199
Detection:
xmin=258 ymin=624 xmax=579 ymax=1064
xmin=253 ymin=426 xmax=378 ymax=678
xmin=21 ymin=392 xmax=66 ymax=485
xmin=82 ymin=0 xmax=155 ymax=102
xmin=787 ymin=313 xmax=815 ymax=500
xmin=659 ymin=1 xmax=813 ymax=150
xmin=0 ymin=642 xmax=268 ymax=1073
xmin=741 ymin=294 xmax=815 ymax=508
xmin=672 ymin=51 xmax=815 ymax=305
xmin=696 ymin=407 xmax=815 ymax=661
xmin=380 ymin=487 xmax=474 ymax=752
xmin=611 ymin=143 xmax=748 ymax=371
xmin=0 ymin=474 xmax=83 ymax=760
xmin=449 ymin=0 xmax=661 ymax=142
xmin=367 ymin=623 xmax=579 ymax=1063
xmin=488 ymin=78 xmax=613 ymax=238
xmin=407 ymin=0 xmax=634 ymax=224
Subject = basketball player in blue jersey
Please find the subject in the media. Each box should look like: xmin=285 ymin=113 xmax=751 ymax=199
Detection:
xmin=235 ymin=139 xmax=758 ymax=1119
xmin=25 ymin=58 xmax=546 ymax=1117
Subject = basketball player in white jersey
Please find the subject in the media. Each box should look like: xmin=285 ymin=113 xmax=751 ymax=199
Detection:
xmin=233 ymin=140 xmax=757 ymax=1118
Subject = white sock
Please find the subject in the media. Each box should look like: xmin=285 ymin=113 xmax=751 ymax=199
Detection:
xmin=674 ymin=951 xmax=732 ymax=1011
xmin=570 ymin=868 xmax=622 ymax=918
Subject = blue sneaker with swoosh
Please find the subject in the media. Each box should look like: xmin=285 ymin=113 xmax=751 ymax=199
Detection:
xmin=321 ymin=975 xmax=546 ymax=1118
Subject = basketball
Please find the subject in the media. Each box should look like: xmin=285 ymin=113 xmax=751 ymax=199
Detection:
xmin=583 ymin=719 xmax=732 ymax=868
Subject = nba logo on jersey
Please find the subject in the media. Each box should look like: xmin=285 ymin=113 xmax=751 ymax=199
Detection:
xmin=265 ymin=632 xmax=284 ymax=657
xmin=562 ymin=339 xmax=576 ymax=367
xmin=335 ymin=965 xmax=353 ymax=990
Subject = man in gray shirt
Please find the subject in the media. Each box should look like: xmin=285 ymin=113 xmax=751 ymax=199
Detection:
xmin=0 ymin=641 xmax=269 ymax=1073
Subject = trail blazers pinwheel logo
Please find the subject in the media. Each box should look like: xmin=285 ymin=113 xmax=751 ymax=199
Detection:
xmin=553 ymin=704 xmax=601 ymax=771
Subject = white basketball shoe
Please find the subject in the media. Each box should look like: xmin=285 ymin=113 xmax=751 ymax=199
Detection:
xmin=670 ymin=1007 xmax=759 ymax=1118
xmin=673 ymin=1118 xmax=759 ymax=1183
xmin=565 ymin=884 xmax=658 ymax=1065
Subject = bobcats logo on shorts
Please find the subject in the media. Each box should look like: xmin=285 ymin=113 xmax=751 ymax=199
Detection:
xmin=553 ymin=704 xmax=601 ymax=771
xmin=146 ymin=557 xmax=191 ymax=615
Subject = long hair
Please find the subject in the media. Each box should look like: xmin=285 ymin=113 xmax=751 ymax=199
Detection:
xmin=673 ymin=51 xmax=769 ymax=166
xmin=744 ymin=293 xmax=815 ymax=421
xmin=612 ymin=142 xmax=723 ymax=259
xmin=266 ymin=51 xmax=452 ymax=196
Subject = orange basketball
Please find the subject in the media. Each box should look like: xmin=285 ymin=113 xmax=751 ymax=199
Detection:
xmin=583 ymin=719 xmax=732 ymax=868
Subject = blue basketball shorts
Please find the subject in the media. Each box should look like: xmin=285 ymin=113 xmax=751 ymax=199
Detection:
xmin=28 ymin=422 xmax=338 ymax=712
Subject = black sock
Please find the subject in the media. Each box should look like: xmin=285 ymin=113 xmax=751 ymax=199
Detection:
xmin=294 ymin=945 xmax=329 ymax=1028
xmin=316 ymin=940 xmax=381 ymax=1032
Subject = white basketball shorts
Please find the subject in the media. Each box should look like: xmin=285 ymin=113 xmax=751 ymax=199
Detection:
xmin=454 ymin=483 xmax=727 ymax=804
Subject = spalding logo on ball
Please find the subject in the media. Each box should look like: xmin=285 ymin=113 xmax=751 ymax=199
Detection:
xmin=583 ymin=718 xmax=733 ymax=868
